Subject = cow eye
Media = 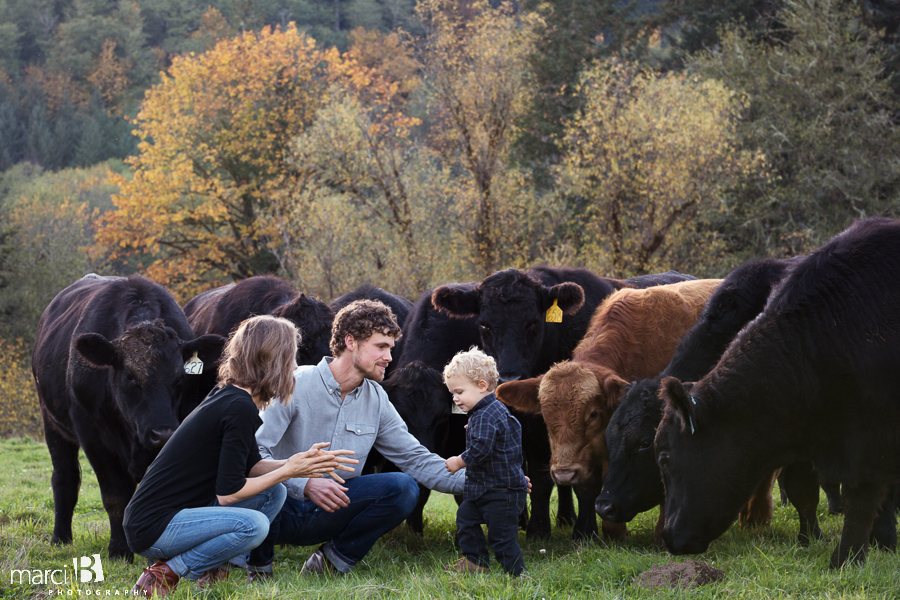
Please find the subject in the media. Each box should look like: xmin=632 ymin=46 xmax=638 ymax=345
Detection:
xmin=657 ymin=451 xmax=671 ymax=469
xmin=588 ymin=409 xmax=600 ymax=421
xmin=124 ymin=371 xmax=136 ymax=384
xmin=638 ymin=438 xmax=653 ymax=452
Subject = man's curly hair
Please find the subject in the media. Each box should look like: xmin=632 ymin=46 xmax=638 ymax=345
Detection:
xmin=330 ymin=299 xmax=402 ymax=357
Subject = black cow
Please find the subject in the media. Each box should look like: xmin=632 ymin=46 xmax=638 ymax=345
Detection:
xmin=655 ymin=217 xmax=900 ymax=568
xmin=431 ymin=266 xmax=696 ymax=540
xmin=374 ymin=285 xmax=481 ymax=533
xmin=184 ymin=275 xmax=333 ymax=367
xmin=331 ymin=284 xmax=413 ymax=379
xmin=596 ymin=259 xmax=827 ymax=546
xmin=33 ymin=274 xmax=224 ymax=560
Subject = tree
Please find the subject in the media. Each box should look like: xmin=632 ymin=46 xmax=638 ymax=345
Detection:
xmin=95 ymin=24 xmax=341 ymax=298
xmin=417 ymin=0 xmax=544 ymax=275
xmin=689 ymin=0 xmax=900 ymax=258
xmin=0 ymin=162 xmax=116 ymax=343
xmin=559 ymin=61 xmax=763 ymax=277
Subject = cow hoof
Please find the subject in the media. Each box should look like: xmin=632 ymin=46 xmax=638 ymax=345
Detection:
xmin=109 ymin=547 xmax=135 ymax=563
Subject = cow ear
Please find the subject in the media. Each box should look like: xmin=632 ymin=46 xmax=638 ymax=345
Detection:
xmin=659 ymin=376 xmax=694 ymax=434
xmin=74 ymin=333 xmax=117 ymax=368
xmin=496 ymin=377 xmax=542 ymax=413
xmin=602 ymin=373 xmax=629 ymax=410
xmin=182 ymin=334 xmax=227 ymax=364
xmin=431 ymin=285 xmax=480 ymax=318
xmin=542 ymin=282 xmax=585 ymax=315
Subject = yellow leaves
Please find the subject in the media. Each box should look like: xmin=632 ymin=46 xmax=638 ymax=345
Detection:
xmin=560 ymin=60 xmax=765 ymax=276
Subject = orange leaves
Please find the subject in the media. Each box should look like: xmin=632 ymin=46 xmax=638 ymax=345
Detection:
xmin=96 ymin=24 xmax=335 ymax=298
xmin=87 ymin=40 xmax=130 ymax=110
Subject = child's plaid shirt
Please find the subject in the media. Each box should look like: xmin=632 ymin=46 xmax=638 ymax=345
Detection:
xmin=460 ymin=392 xmax=527 ymax=502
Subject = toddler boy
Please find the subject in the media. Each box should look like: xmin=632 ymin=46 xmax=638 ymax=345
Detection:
xmin=444 ymin=348 xmax=527 ymax=576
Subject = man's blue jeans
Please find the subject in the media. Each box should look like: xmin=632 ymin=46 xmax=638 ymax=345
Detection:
xmin=249 ymin=473 xmax=419 ymax=573
xmin=140 ymin=484 xmax=286 ymax=580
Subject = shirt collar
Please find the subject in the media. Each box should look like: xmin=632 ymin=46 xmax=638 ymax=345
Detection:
xmin=316 ymin=356 xmax=362 ymax=400
xmin=469 ymin=392 xmax=497 ymax=414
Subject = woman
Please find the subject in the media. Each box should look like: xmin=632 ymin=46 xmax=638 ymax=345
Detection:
xmin=124 ymin=315 xmax=356 ymax=597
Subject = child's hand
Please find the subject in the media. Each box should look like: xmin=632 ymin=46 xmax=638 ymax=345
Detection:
xmin=445 ymin=456 xmax=465 ymax=473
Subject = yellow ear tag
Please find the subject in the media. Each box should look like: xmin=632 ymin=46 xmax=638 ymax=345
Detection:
xmin=184 ymin=351 xmax=204 ymax=375
xmin=546 ymin=299 xmax=563 ymax=323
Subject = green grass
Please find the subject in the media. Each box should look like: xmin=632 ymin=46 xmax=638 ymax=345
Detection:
xmin=2 ymin=437 xmax=899 ymax=599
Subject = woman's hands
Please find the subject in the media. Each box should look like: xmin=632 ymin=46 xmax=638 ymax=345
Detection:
xmin=286 ymin=442 xmax=358 ymax=483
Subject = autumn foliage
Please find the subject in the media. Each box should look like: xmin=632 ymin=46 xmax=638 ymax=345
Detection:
xmin=560 ymin=62 xmax=765 ymax=277
xmin=96 ymin=25 xmax=337 ymax=298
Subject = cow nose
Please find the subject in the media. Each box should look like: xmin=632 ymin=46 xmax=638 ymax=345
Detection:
xmin=147 ymin=428 xmax=175 ymax=448
xmin=595 ymin=498 xmax=619 ymax=520
xmin=552 ymin=469 xmax=578 ymax=485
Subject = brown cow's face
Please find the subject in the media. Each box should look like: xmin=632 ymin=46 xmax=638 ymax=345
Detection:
xmin=539 ymin=362 xmax=624 ymax=485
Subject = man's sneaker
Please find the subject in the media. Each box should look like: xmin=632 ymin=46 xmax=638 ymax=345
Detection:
xmin=300 ymin=545 xmax=345 ymax=576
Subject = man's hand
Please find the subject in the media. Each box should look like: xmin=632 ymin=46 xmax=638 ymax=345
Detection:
xmin=304 ymin=477 xmax=350 ymax=513
xmin=445 ymin=455 xmax=466 ymax=474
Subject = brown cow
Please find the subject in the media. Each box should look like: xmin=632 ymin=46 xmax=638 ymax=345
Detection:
xmin=497 ymin=279 xmax=721 ymax=540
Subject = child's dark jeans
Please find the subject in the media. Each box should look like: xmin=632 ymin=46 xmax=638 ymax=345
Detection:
xmin=456 ymin=488 xmax=527 ymax=576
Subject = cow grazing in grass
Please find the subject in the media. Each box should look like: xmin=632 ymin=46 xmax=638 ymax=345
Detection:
xmin=431 ymin=267 xmax=696 ymax=540
xmin=184 ymin=275 xmax=334 ymax=368
xmin=498 ymin=279 xmax=721 ymax=541
xmin=596 ymin=259 xmax=827 ymax=547
xmin=33 ymin=274 xmax=224 ymax=560
xmin=331 ymin=284 xmax=413 ymax=379
xmin=656 ymin=218 xmax=900 ymax=568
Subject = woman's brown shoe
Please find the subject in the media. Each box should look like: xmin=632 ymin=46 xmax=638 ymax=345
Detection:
xmin=132 ymin=560 xmax=179 ymax=598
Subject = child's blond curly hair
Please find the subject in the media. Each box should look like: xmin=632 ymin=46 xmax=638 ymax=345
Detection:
xmin=442 ymin=347 xmax=499 ymax=391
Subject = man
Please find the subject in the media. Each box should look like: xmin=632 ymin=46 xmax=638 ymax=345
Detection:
xmin=248 ymin=299 xmax=465 ymax=577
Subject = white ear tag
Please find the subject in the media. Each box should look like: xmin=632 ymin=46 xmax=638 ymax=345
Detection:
xmin=184 ymin=351 xmax=204 ymax=375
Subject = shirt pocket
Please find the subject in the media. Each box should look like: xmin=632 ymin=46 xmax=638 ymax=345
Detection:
xmin=346 ymin=423 xmax=377 ymax=436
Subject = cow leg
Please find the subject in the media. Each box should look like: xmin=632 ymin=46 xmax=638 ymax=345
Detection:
xmin=653 ymin=504 xmax=666 ymax=550
xmin=822 ymin=479 xmax=843 ymax=515
xmin=405 ymin=484 xmax=430 ymax=535
xmin=556 ymin=485 xmax=575 ymax=527
xmin=525 ymin=470 xmax=554 ymax=539
xmin=869 ymin=484 xmax=897 ymax=551
xmin=780 ymin=461 xmax=822 ymax=546
xmin=776 ymin=472 xmax=789 ymax=506
xmin=572 ymin=480 xmax=600 ymax=541
xmin=80 ymin=440 xmax=136 ymax=561
xmin=829 ymin=482 xmax=887 ymax=568
xmin=740 ymin=468 xmax=777 ymax=528
xmin=44 ymin=424 xmax=81 ymax=546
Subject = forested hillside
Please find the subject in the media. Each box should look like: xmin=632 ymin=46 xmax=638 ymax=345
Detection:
xmin=2 ymin=0 xmax=900 ymax=350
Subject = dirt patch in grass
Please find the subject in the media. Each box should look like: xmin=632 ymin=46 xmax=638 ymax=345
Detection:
xmin=634 ymin=559 xmax=725 ymax=589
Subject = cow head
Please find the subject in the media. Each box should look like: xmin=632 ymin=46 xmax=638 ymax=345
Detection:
xmin=75 ymin=320 xmax=196 ymax=450
xmin=432 ymin=270 xmax=585 ymax=381
xmin=498 ymin=360 xmax=626 ymax=485
xmin=273 ymin=293 xmax=335 ymax=366
xmin=655 ymin=376 xmax=758 ymax=555
xmin=382 ymin=362 xmax=451 ymax=453
xmin=595 ymin=377 xmax=665 ymax=523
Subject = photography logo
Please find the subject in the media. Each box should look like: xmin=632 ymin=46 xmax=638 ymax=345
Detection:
xmin=74 ymin=554 xmax=104 ymax=583
xmin=9 ymin=553 xmax=104 ymax=585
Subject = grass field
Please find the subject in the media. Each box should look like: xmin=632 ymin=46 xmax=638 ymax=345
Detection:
xmin=2 ymin=437 xmax=900 ymax=599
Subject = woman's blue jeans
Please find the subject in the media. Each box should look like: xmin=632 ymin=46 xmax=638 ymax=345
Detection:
xmin=139 ymin=483 xmax=286 ymax=580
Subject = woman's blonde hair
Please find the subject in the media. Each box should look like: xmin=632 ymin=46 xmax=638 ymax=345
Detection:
xmin=217 ymin=315 xmax=300 ymax=409
xmin=442 ymin=347 xmax=499 ymax=391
